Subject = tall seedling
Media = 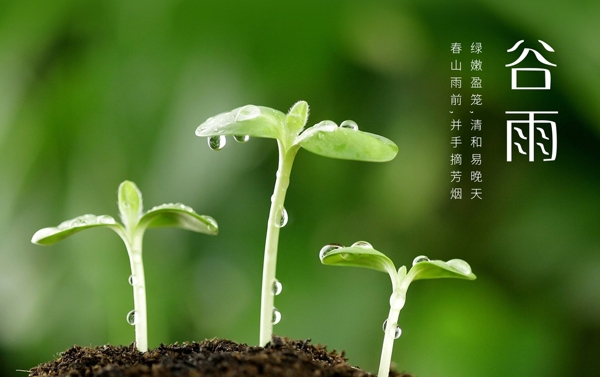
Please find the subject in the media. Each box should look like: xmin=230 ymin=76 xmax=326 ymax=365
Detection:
xmin=196 ymin=101 xmax=398 ymax=346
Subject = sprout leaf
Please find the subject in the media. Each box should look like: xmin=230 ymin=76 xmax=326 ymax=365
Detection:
xmin=139 ymin=204 xmax=218 ymax=235
xmin=31 ymin=214 xmax=120 ymax=246
xmin=320 ymin=245 xmax=396 ymax=276
xmin=407 ymin=258 xmax=476 ymax=283
xmin=195 ymin=105 xmax=286 ymax=140
xmin=296 ymin=123 xmax=398 ymax=162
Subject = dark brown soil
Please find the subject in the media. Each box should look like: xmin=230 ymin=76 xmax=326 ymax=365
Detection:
xmin=28 ymin=337 xmax=413 ymax=377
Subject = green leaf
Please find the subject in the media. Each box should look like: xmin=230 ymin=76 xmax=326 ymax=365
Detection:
xmin=31 ymin=214 xmax=121 ymax=245
xmin=408 ymin=259 xmax=477 ymax=282
xmin=118 ymin=181 xmax=143 ymax=230
xmin=295 ymin=121 xmax=398 ymax=162
xmin=138 ymin=203 xmax=218 ymax=235
xmin=285 ymin=100 xmax=309 ymax=134
xmin=195 ymin=105 xmax=286 ymax=140
xmin=319 ymin=243 xmax=396 ymax=276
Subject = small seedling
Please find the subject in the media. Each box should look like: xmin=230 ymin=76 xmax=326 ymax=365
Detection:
xmin=319 ymin=241 xmax=476 ymax=377
xmin=196 ymin=101 xmax=398 ymax=346
xmin=31 ymin=180 xmax=218 ymax=352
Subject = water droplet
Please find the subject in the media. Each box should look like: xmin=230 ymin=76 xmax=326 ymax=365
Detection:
xmin=177 ymin=203 xmax=193 ymax=212
xmin=351 ymin=241 xmax=373 ymax=249
xmin=319 ymin=244 xmax=343 ymax=260
xmin=205 ymin=217 xmax=218 ymax=232
xmin=235 ymin=105 xmax=260 ymax=121
xmin=272 ymin=308 xmax=281 ymax=325
xmin=412 ymin=255 xmax=430 ymax=266
xmin=97 ymin=215 xmax=115 ymax=225
xmin=69 ymin=218 xmax=86 ymax=227
xmin=233 ymin=135 xmax=250 ymax=143
xmin=126 ymin=310 xmax=137 ymax=325
xmin=341 ymin=253 xmax=356 ymax=261
xmin=272 ymin=279 xmax=282 ymax=296
xmin=339 ymin=120 xmax=359 ymax=131
xmin=128 ymin=275 xmax=138 ymax=286
xmin=208 ymin=135 xmax=226 ymax=150
xmin=382 ymin=320 xmax=402 ymax=339
xmin=275 ymin=206 xmax=288 ymax=228
xmin=447 ymin=259 xmax=472 ymax=275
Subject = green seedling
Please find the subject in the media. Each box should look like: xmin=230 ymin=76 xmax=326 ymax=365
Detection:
xmin=319 ymin=241 xmax=476 ymax=377
xmin=196 ymin=101 xmax=398 ymax=346
xmin=31 ymin=180 xmax=218 ymax=352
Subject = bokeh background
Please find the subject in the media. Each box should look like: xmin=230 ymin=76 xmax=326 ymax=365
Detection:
xmin=1 ymin=1 xmax=599 ymax=376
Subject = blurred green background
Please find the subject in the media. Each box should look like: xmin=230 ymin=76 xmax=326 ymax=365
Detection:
xmin=1 ymin=0 xmax=599 ymax=376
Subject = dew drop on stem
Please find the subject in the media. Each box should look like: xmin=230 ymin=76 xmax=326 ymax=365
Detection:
xmin=233 ymin=135 xmax=250 ymax=143
xmin=275 ymin=206 xmax=288 ymax=228
xmin=339 ymin=120 xmax=359 ymax=131
xmin=272 ymin=279 xmax=282 ymax=296
xmin=208 ymin=135 xmax=226 ymax=150
xmin=126 ymin=310 xmax=137 ymax=325
xmin=128 ymin=275 xmax=138 ymax=286
xmin=272 ymin=307 xmax=281 ymax=325
xmin=319 ymin=244 xmax=343 ymax=261
xmin=412 ymin=255 xmax=430 ymax=266
xmin=382 ymin=319 xmax=402 ymax=339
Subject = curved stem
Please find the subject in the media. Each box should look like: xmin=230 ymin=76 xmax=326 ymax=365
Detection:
xmin=124 ymin=232 xmax=148 ymax=352
xmin=378 ymin=290 xmax=406 ymax=377
xmin=259 ymin=142 xmax=298 ymax=346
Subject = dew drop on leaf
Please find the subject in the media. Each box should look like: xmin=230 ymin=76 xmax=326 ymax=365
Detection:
xmin=412 ymin=255 xmax=430 ymax=266
xmin=272 ymin=307 xmax=281 ymax=325
xmin=382 ymin=319 xmax=402 ymax=339
xmin=339 ymin=120 xmax=359 ymax=131
xmin=126 ymin=310 xmax=137 ymax=325
xmin=446 ymin=259 xmax=472 ymax=275
xmin=272 ymin=279 xmax=282 ymax=296
xmin=319 ymin=244 xmax=343 ymax=261
xmin=233 ymin=135 xmax=250 ymax=143
xmin=351 ymin=241 xmax=373 ymax=248
xmin=208 ymin=135 xmax=226 ymax=150
xmin=97 ymin=215 xmax=115 ymax=225
xmin=235 ymin=105 xmax=260 ymax=122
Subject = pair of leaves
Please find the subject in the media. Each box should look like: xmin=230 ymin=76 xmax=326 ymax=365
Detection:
xmin=195 ymin=101 xmax=398 ymax=162
xmin=31 ymin=181 xmax=218 ymax=246
xmin=319 ymin=243 xmax=476 ymax=292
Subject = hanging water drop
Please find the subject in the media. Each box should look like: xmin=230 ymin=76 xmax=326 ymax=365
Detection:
xmin=339 ymin=120 xmax=359 ymax=131
xmin=351 ymin=241 xmax=373 ymax=248
xmin=275 ymin=207 xmax=288 ymax=228
xmin=126 ymin=310 xmax=137 ymax=325
xmin=382 ymin=319 xmax=402 ymax=339
xmin=412 ymin=255 xmax=430 ymax=266
xmin=233 ymin=135 xmax=250 ymax=143
xmin=272 ymin=307 xmax=281 ymax=325
xmin=319 ymin=244 xmax=343 ymax=260
xmin=208 ymin=135 xmax=226 ymax=150
xmin=128 ymin=275 xmax=138 ymax=286
xmin=272 ymin=279 xmax=282 ymax=296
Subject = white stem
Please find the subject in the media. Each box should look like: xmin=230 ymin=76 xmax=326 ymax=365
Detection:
xmin=126 ymin=233 xmax=148 ymax=352
xmin=378 ymin=291 xmax=405 ymax=377
xmin=259 ymin=143 xmax=297 ymax=346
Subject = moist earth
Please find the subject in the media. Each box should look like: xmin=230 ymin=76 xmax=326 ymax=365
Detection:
xmin=28 ymin=336 xmax=413 ymax=377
